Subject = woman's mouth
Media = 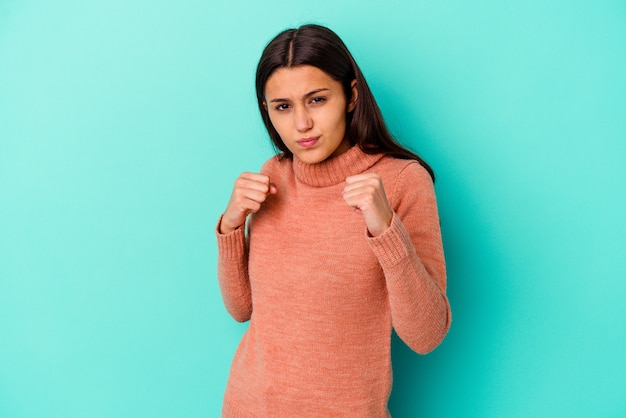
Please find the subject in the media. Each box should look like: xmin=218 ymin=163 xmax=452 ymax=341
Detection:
xmin=297 ymin=137 xmax=319 ymax=148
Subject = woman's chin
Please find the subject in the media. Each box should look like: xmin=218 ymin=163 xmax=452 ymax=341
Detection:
xmin=293 ymin=150 xmax=330 ymax=165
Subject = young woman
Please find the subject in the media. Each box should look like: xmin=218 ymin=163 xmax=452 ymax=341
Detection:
xmin=216 ymin=24 xmax=451 ymax=417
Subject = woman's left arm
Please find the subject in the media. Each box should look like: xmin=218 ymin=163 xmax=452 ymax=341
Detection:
xmin=345 ymin=161 xmax=451 ymax=354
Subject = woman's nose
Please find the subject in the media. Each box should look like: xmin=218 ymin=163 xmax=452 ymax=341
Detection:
xmin=294 ymin=106 xmax=313 ymax=132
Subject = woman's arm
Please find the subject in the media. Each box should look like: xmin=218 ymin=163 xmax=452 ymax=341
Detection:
xmin=216 ymin=170 xmax=277 ymax=322
xmin=216 ymin=217 xmax=253 ymax=322
xmin=366 ymin=161 xmax=451 ymax=354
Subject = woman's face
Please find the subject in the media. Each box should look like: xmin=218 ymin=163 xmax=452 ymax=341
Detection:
xmin=263 ymin=65 xmax=357 ymax=164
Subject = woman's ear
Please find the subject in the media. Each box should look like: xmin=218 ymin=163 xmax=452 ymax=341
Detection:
xmin=347 ymin=79 xmax=358 ymax=112
xmin=262 ymin=101 xmax=268 ymax=111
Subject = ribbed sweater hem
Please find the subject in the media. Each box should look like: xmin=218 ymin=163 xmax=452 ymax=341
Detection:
xmin=222 ymin=401 xmax=392 ymax=418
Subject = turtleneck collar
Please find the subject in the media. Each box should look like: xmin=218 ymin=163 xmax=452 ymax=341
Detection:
xmin=292 ymin=145 xmax=385 ymax=187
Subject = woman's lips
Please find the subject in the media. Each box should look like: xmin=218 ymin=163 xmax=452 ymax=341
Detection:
xmin=297 ymin=137 xmax=319 ymax=148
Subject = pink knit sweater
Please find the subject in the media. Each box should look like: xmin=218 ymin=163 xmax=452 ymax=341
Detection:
xmin=216 ymin=145 xmax=451 ymax=417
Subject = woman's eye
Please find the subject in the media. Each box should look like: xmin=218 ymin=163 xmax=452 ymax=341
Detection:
xmin=275 ymin=103 xmax=290 ymax=111
xmin=310 ymin=97 xmax=326 ymax=104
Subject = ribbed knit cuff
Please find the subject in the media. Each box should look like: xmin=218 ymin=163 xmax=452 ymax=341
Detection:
xmin=216 ymin=215 xmax=246 ymax=260
xmin=367 ymin=213 xmax=414 ymax=268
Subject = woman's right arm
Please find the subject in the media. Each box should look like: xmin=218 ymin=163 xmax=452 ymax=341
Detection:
xmin=216 ymin=172 xmax=277 ymax=322
xmin=216 ymin=221 xmax=252 ymax=322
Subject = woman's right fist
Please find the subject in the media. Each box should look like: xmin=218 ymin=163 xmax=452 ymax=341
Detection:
xmin=219 ymin=172 xmax=277 ymax=234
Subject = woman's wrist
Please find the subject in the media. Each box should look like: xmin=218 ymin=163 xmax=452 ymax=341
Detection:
xmin=218 ymin=216 xmax=241 ymax=235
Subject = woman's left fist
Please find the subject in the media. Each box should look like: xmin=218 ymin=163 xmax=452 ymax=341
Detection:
xmin=342 ymin=173 xmax=393 ymax=237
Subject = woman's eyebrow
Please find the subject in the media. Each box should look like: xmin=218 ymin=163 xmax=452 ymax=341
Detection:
xmin=269 ymin=88 xmax=330 ymax=103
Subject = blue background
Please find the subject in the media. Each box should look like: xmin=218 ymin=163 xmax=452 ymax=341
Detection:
xmin=1 ymin=1 xmax=624 ymax=416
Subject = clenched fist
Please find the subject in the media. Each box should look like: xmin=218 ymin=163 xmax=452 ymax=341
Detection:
xmin=342 ymin=173 xmax=393 ymax=237
xmin=220 ymin=172 xmax=277 ymax=234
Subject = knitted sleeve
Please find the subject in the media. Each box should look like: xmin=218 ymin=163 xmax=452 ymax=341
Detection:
xmin=216 ymin=217 xmax=252 ymax=322
xmin=367 ymin=161 xmax=451 ymax=354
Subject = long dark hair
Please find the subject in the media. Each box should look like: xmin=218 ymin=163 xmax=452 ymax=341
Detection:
xmin=255 ymin=24 xmax=435 ymax=182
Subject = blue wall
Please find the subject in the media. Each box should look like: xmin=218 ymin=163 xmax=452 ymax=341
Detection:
xmin=1 ymin=1 xmax=624 ymax=416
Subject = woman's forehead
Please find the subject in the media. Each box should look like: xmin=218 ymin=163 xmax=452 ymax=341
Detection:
xmin=264 ymin=65 xmax=339 ymax=99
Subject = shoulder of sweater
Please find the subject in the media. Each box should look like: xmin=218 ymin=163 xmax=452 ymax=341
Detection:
xmin=260 ymin=153 xmax=291 ymax=175
xmin=375 ymin=157 xmax=436 ymax=210
xmin=376 ymin=156 xmax=433 ymax=186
